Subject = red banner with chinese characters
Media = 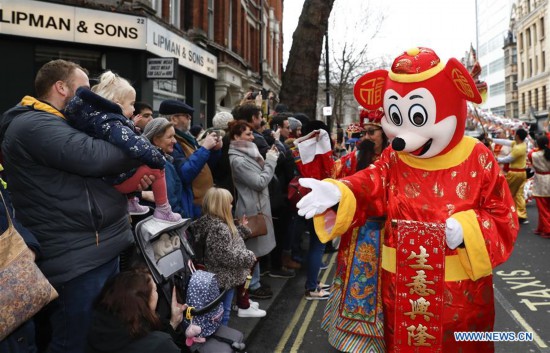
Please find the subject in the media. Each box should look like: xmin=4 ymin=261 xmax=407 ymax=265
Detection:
xmin=393 ymin=220 xmax=446 ymax=353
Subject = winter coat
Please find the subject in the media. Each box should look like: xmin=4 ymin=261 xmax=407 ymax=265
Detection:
xmin=64 ymin=87 xmax=166 ymax=185
xmin=164 ymin=158 xmax=184 ymax=216
xmin=0 ymin=96 xmax=139 ymax=286
xmin=211 ymin=134 xmax=234 ymax=195
xmin=253 ymin=130 xmax=270 ymax=157
xmin=171 ymin=130 xmax=220 ymax=219
xmin=85 ymin=309 xmax=180 ymax=353
xmin=190 ymin=215 xmax=256 ymax=289
xmin=228 ymin=147 xmax=276 ymax=257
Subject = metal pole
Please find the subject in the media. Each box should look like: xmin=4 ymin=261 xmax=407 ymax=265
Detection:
xmin=474 ymin=0 xmax=479 ymax=53
xmin=325 ymin=29 xmax=331 ymax=132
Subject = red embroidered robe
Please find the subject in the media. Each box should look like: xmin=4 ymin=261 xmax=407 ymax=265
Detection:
xmin=314 ymin=137 xmax=518 ymax=353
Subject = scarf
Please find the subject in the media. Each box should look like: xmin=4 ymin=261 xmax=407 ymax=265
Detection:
xmin=230 ymin=140 xmax=265 ymax=168
xmin=175 ymin=128 xmax=200 ymax=149
xmin=21 ymin=96 xmax=65 ymax=119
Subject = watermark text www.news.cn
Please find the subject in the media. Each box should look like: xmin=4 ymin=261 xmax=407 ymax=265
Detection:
xmin=454 ymin=331 xmax=533 ymax=342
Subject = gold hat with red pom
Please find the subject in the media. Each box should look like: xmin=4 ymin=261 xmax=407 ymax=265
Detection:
xmin=389 ymin=47 xmax=444 ymax=82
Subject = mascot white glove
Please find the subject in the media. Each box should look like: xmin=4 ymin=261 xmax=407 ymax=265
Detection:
xmin=445 ymin=218 xmax=464 ymax=250
xmin=296 ymin=178 xmax=341 ymax=219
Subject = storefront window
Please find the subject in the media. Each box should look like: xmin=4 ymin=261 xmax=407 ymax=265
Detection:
xmin=200 ymin=77 xmax=208 ymax=127
xmin=35 ymin=45 xmax=103 ymax=79
xmin=152 ymin=70 xmax=186 ymax=113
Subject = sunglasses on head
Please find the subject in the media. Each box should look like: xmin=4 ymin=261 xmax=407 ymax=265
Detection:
xmin=365 ymin=128 xmax=381 ymax=136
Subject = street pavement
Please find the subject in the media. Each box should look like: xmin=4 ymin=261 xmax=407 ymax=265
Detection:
xmin=238 ymin=201 xmax=550 ymax=353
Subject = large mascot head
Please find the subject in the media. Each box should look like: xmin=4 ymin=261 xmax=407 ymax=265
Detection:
xmin=354 ymin=47 xmax=482 ymax=158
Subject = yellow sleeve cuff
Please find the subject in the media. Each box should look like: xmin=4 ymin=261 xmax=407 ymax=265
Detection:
xmin=453 ymin=210 xmax=492 ymax=280
xmin=313 ymin=179 xmax=356 ymax=243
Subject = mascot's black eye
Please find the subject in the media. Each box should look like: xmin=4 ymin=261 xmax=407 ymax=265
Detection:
xmin=388 ymin=105 xmax=402 ymax=126
xmin=408 ymin=104 xmax=428 ymax=127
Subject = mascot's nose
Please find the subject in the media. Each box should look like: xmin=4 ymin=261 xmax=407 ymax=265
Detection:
xmin=392 ymin=137 xmax=406 ymax=151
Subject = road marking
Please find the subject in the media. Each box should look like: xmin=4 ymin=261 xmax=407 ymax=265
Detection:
xmin=290 ymin=253 xmax=335 ymax=353
xmin=274 ymin=253 xmax=336 ymax=353
xmin=510 ymin=310 xmax=548 ymax=349
xmin=494 ymin=286 xmax=549 ymax=351
xmin=274 ymin=294 xmax=307 ymax=352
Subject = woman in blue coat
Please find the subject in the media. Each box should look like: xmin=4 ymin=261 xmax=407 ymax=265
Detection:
xmin=142 ymin=118 xmax=185 ymax=216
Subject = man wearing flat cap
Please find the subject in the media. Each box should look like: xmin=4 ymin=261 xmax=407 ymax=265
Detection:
xmin=159 ymin=99 xmax=222 ymax=218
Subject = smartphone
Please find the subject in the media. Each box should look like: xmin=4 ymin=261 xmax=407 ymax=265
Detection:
xmin=250 ymin=92 xmax=258 ymax=99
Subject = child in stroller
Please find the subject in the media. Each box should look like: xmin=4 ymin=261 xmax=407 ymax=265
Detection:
xmin=133 ymin=215 xmax=246 ymax=352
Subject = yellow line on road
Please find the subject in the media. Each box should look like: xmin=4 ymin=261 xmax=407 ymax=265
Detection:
xmin=290 ymin=253 xmax=336 ymax=353
xmin=274 ymin=293 xmax=308 ymax=352
xmin=510 ymin=309 xmax=548 ymax=348
xmin=274 ymin=253 xmax=336 ymax=353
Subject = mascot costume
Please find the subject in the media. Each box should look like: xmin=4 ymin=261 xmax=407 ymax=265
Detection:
xmin=297 ymin=47 xmax=518 ymax=353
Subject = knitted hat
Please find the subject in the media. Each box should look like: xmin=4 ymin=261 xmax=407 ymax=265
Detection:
xmin=159 ymin=99 xmax=194 ymax=115
xmin=212 ymin=111 xmax=234 ymax=130
xmin=143 ymin=117 xmax=172 ymax=141
xmin=287 ymin=117 xmax=302 ymax=132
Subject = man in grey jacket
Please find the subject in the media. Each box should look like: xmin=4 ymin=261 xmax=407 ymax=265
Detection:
xmin=0 ymin=60 xmax=151 ymax=353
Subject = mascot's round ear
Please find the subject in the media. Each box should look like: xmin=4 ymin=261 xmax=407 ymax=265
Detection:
xmin=443 ymin=58 xmax=482 ymax=104
xmin=354 ymin=70 xmax=388 ymax=110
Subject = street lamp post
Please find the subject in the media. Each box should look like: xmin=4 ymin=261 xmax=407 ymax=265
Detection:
xmin=325 ymin=29 xmax=331 ymax=133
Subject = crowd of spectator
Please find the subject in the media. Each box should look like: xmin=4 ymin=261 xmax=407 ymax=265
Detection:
xmin=0 ymin=59 xmax=335 ymax=353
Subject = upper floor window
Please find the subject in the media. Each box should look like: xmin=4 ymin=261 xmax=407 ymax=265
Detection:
xmin=542 ymin=86 xmax=547 ymax=111
xmin=169 ymin=0 xmax=180 ymax=28
xmin=518 ymin=32 xmax=524 ymax=51
xmin=489 ymin=57 xmax=504 ymax=72
xmin=150 ymin=0 xmax=162 ymax=16
xmin=228 ymin=0 xmax=233 ymax=51
xmin=208 ymin=0 xmax=214 ymax=40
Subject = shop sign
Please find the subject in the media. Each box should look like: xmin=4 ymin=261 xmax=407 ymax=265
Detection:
xmin=147 ymin=20 xmax=217 ymax=79
xmin=0 ymin=0 xmax=217 ymax=78
xmin=0 ymin=0 xmax=146 ymax=49
xmin=146 ymin=57 xmax=177 ymax=79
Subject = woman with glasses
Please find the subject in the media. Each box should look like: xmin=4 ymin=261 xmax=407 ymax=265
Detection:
xmin=321 ymin=108 xmax=389 ymax=353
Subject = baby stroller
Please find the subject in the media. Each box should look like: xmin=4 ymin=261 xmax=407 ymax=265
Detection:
xmin=134 ymin=216 xmax=246 ymax=353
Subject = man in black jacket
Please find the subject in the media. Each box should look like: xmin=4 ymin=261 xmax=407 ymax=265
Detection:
xmin=0 ymin=60 xmax=151 ymax=353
